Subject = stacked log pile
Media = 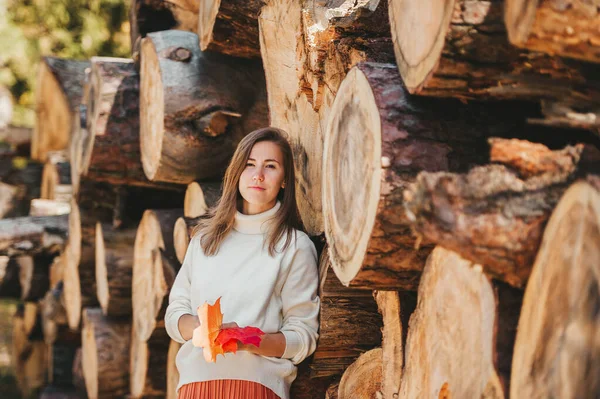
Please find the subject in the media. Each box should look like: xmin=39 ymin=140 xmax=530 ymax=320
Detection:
xmin=0 ymin=0 xmax=599 ymax=398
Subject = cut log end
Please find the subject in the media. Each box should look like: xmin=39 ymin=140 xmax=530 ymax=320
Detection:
xmin=197 ymin=0 xmax=220 ymax=51
xmin=504 ymin=0 xmax=536 ymax=46
xmin=511 ymin=180 xmax=600 ymax=398
xmin=400 ymin=247 xmax=503 ymax=398
xmin=17 ymin=256 xmax=34 ymax=300
xmin=133 ymin=209 xmax=181 ymax=341
xmin=173 ymin=217 xmax=191 ymax=264
xmin=130 ymin=327 xmax=169 ymax=398
xmin=338 ymin=348 xmax=382 ymax=399
xmin=505 ymin=0 xmax=600 ymax=63
xmin=140 ymin=37 xmax=165 ymax=182
xmin=95 ymin=223 xmax=135 ymax=317
xmin=129 ymin=330 xmax=149 ymax=398
xmin=63 ymin=246 xmax=82 ymax=330
xmin=33 ymin=62 xmax=72 ymax=161
xmin=41 ymin=162 xmax=58 ymax=200
xmin=29 ymin=199 xmax=71 ymax=217
xmin=184 ymin=181 xmax=221 ymax=218
xmin=389 ymin=0 xmax=455 ymax=91
xmin=41 ymin=160 xmax=71 ymax=202
xmin=95 ymin=223 xmax=109 ymax=314
xmin=82 ymin=308 xmax=131 ymax=399
xmin=323 ymin=66 xmax=382 ymax=287
xmin=184 ymin=182 xmax=206 ymax=218
xmin=81 ymin=309 xmax=99 ymax=399
xmin=133 ymin=212 xmax=162 ymax=341
xmin=67 ymin=197 xmax=81 ymax=267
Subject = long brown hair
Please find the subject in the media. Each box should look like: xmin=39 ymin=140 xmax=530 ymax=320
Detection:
xmin=192 ymin=127 xmax=305 ymax=256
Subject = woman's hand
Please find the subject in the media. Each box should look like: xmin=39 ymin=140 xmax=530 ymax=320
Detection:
xmin=178 ymin=314 xmax=200 ymax=341
xmin=221 ymin=322 xmax=286 ymax=358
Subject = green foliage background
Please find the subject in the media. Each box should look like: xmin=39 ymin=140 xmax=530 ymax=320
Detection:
xmin=0 ymin=0 xmax=130 ymax=127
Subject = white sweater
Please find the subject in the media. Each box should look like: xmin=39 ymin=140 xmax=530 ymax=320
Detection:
xmin=164 ymin=201 xmax=320 ymax=399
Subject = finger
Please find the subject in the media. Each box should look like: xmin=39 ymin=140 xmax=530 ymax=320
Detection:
xmin=221 ymin=322 xmax=239 ymax=329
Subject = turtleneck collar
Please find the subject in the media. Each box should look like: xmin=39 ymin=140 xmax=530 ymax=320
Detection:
xmin=234 ymin=201 xmax=281 ymax=235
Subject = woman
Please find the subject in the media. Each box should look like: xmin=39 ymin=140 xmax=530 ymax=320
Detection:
xmin=165 ymin=127 xmax=320 ymax=399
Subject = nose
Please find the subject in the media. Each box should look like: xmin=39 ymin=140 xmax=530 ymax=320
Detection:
xmin=253 ymin=171 xmax=264 ymax=182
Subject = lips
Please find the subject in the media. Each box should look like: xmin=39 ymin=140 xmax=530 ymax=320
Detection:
xmin=249 ymin=186 xmax=265 ymax=190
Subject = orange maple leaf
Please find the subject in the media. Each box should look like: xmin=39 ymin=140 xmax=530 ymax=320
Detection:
xmin=193 ymin=297 xmax=224 ymax=362
xmin=192 ymin=297 xmax=265 ymax=362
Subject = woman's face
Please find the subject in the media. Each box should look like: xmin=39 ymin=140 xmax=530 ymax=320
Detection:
xmin=238 ymin=141 xmax=286 ymax=215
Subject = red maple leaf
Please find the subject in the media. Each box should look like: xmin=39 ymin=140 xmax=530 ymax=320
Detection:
xmin=192 ymin=297 xmax=265 ymax=362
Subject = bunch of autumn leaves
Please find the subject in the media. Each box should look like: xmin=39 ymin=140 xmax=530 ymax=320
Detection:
xmin=192 ymin=297 xmax=265 ymax=362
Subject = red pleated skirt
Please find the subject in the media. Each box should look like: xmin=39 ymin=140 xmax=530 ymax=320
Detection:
xmin=178 ymin=380 xmax=280 ymax=399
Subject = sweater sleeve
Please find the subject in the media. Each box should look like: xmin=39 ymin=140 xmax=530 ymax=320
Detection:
xmin=164 ymin=236 xmax=197 ymax=344
xmin=279 ymin=234 xmax=320 ymax=365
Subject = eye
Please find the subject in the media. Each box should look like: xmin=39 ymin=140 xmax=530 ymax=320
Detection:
xmin=246 ymin=162 xmax=254 ymax=167
xmin=266 ymin=164 xmax=276 ymax=169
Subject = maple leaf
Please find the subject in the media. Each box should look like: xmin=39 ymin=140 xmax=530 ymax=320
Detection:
xmin=191 ymin=297 xmax=265 ymax=362
xmin=216 ymin=327 xmax=265 ymax=354
xmin=193 ymin=297 xmax=224 ymax=362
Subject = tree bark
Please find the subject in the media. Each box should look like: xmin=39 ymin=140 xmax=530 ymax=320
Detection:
xmin=129 ymin=326 xmax=169 ymax=399
xmin=130 ymin=0 xmax=200 ymax=61
xmin=505 ymin=0 xmax=600 ymax=63
xmin=259 ymin=0 xmax=393 ymax=234
xmin=82 ymin=57 xmax=181 ymax=190
xmin=18 ymin=254 xmax=52 ymax=301
xmin=95 ymin=223 xmax=136 ymax=316
xmin=69 ymin=103 xmax=89 ymax=197
xmin=311 ymin=248 xmax=382 ymax=378
xmin=291 ymin=362 xmax=336 ymax=399
xmin=132 ymin=209 xmax=182 ymax=341
xmin=184 ymin=181 xmax=221 ymax=218
xmin=3 ymin=160 xmax=43 ymax=216
xmin=197 ymin=0 xmax=262 ymax=58
xmin=139 ymin=30 xmax=268 ymax=184
xmin=494 ymin=281 xmax=523 ymax=395
xmin=40 ymin=282 xmax=70 ymax=346
xmin=39 ymin=386 xmax=80 ymax=399
xmin=33 ymin=57 xmax=89 ymax=162
xmin=511 ymin=180 xmax=600 ymax=398
xmin=166 ymin=340 xmax=181 ymax=399
xmin=0 ymin=256 xmax=22 ymax=298
xmin=0 ymin=214 xmax=68 ymax=256
xmin=399 ymin=247 xmax=505 ymax=398
xmin=323 ymin=62 xmax=543 ymax=289
xmin=72 ymin=348 xmax=87 ymax=398
xmin=173 ymin=216 xmax=197 ymax=263
xmin=67 ymin=193 xmax=109 ymax=274
xmin=388 ymin=0 xmax=600 ymax=131
xmin=49 ymin=254 xmax=65 ymax=289
xmin=0 ymin=182 xmax=18 ymax=218
xmin=81 ymin=308 xmax=131 ymax=399
xmin=22 ymin=301 xmax=42 ymax=338
xmin=12 ymin=304 xmax=48 ymax=398
xmin=404 ymin=138 xmax=591 ymax=287
xmin=325 ymin=381 xmax=340 ymax=399
xmin=337 ymin=348 xmax=382 ymax=399
xmin=48 ymin=336 xmax=80 ymax=388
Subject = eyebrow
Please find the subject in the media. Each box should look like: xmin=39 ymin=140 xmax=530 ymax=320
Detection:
xmin=248 ymin=158 xmax=281 ymax=164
